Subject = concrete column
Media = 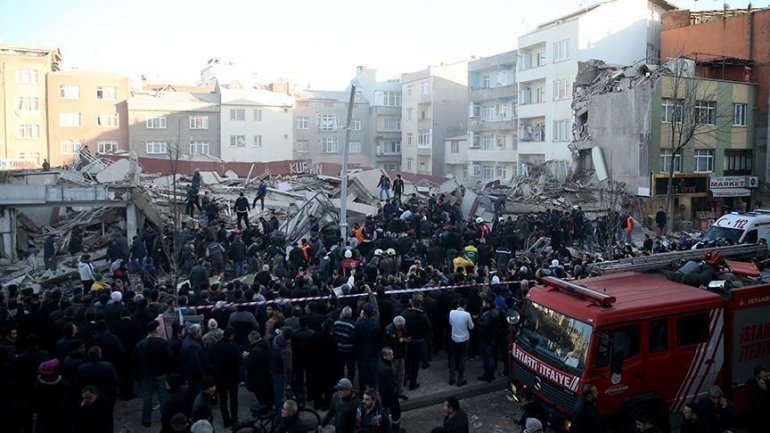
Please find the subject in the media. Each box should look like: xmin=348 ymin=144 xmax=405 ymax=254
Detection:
xmin=126 ymin=202 xmax=138 ymax=243
xmin=0 ymin=207 xmax=17 ymax=261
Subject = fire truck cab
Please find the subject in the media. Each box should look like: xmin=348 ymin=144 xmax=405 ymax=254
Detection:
xmin=509 ymin=271 xmax=770 ymax=431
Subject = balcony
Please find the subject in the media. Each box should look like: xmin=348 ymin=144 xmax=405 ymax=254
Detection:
xmin=517 ymin=103 xmax=546 ymax=120
xmin=469 ymin=118 xmax=517 ymax=132
xmin=469 ymin=84 xmax=516 ymax=102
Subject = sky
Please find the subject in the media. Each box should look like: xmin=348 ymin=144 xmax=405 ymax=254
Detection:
xmin=0 ymin=0 xmax=759 ymax=90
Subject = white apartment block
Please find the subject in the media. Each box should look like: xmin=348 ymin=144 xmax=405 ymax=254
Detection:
xmin=219 ymin=84 xmax=293 ymax=162
xmin=516 ymin=0 xmax=675 ymax=174
xmin=401 ymin=61 xmax=469 ymax=176
xmin=467 ymin=51 xmax=518 ymax=183
xmin=350 ymin=67 xmax=402 ymax=171
xmin=445 ymin=135 xmax=469 ymax=183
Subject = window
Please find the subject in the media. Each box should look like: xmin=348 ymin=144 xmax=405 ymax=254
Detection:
xmin=97 ymin=140 xmax=118 ymax=154
xmin=496 ymin=166 xmax=507 ymax=179
xmin=17 ymin=124 xmax=40 ymax=139
xmin=59 ymin=85 xmax=80 ymax=99
xmin=406 ymin=108 xmax=414 ymax=121
xmin=498 ymin=103 xmax=509 ymax=119
xmin=451 ymin=141 xmax=459 ymax=154
xmin=407 ymin=158 xmax=414 ymax=172
xmin=406 ymin=133 xmax=413 ymax=146
xmin=230 ymin=135 xmax=246 ymax=147
xmin=553 ymin=39 xmax=570 ymax=62
xmin=595 ymin=326 xmax=641 ymax=369
xmin=553 ymin=79 xmax=572 ymax=100
xmin=482 ymin=135 xmax=493 ymax=150
xmin=472 ymin=164 xmax=481 ymax=177
xmin=97 ymin=113 xmax=119 ymax=127
xmin=496 ymin=135 xmax=506 ymax=149
xmin=537 ymin=51 xmax=547 ymax=67
xmin=472 ymin=135 xmax=481 ymax=148
xmin=661 ymin=98 xmax=683 ymax=123
xmin=145 ymin=141 xmax=168 ymax=154
xmin=60 ymin=139 xmax=83 ymax=154
xmin=189 ymin=141 xmax=209 ymax=155
xmin=482 ymin=75 xmax=491 ymax=89
xmin=659 ymin=149 xmax=682 ymax=173
xmin=16 ymin=96 xmax=40 ymax=111
xmin=253 ymin=135 xmax=262 ymax=148
xmin=295 ymin=140 xmax=309 ymax=153
xmin=694 ymin=149 xmax=714 ymax=172
xmin=482 ymin=165 xmax=493 ymax=179
xmin=230 ymin=108 xmax=246 ymax=121
xmin=649 ymin=320 xmax=668 ymax=353
xmin=695 ymin=100 xmax=717 ymax=125
xmin=349 ymin=141 xmax=362 ymax=153
xmin=296 ymin=117 xmax=309 ymax=129
xmin=406 ymin=85 xmax=413 ymax=96
xmin=384 ymin=118 xmax=401 ymax=130
xmin=16 ymin=69 xmax=38 ymax=84
xmin=421 ymin=81 xmax=429 ymax=95
xmin=535 ymin=86 xmax=546 ymax=103
xmin=322 ymin=136 xmax=338 ymax=153
xmin=497 ymin=71 xmax=508 ymax=86
xmin=471 ymin=103 xmax=481 ymax=118
xmin=553 ymin=120 xmax=570 ymax=141
xmin=733 ymin=103 xmax=747 ymax=126
xmin=146 ymin=116 xmax=167 ymax=129
xmin=253 ymin=109 xmax=262 ymax=122
xmin=59 ymin=112 xmax=81 ymax=127
xmin=351 ymin=119 xmax=361 ymax=131
xmin=189 ymin=115 xmax=209 ymax=129
xmin=420 ymin=110 xmax=427 ymax=120
xmin=724 ymin=150 xmax=753 ymax=175
xmin=484 ymin=105 xmax=495 ymax=120
xmin=381 ymin=140 xmax=401 ymax=155
xmin=418 ymin=129 xmax=431 ymax=147
xmin=96 ymin=86 xmax=117 ymax=100
xmin=317 ymin=114 xmax=338 ymax=131
xmin=677 ymin=313 xmax=710 ymax=346
xmin=382 ymin=91 xmax=401 ymax=107
xmin=383 ymin=163 xmax=399 ymax=171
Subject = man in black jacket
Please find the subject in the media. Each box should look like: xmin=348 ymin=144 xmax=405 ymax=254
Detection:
xmin=377 ymin=347 xmax=401 ymax=433
xmin=320 ymin=378 xmax=358 ymax=433
xmin=443 ymin=396 xmax=469 ymax=433
xmin=245 ymin=330 xmax=274 ymax=411
xmin=74 ymin=345 xmax=118 ymax=406
xmin=160 ymin=374 xmax=191 ymax=433
xmin=402 ymin=297 xmax=430 ymax=390
xmin=235 ymin=192 xmax=251 ymax=229
xmin=570 ymin=384 xmax=601 ymax=433
xmin=133 ymin=320 xmax=172 ymax=427
xmin=211 ymin=327 xmax=241 ymax=428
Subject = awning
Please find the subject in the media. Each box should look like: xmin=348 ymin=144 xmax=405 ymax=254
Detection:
xmin=710 ymin=188 xmax=751 ymax=197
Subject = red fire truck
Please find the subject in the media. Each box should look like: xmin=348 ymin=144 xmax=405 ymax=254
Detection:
xmin=508 ymin=245 xmax=770 ymax=431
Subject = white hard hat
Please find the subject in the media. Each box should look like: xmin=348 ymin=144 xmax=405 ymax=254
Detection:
xmin=476 ymin=217 xmax=484 ymax=224
xmin=387 ymin=248 xmax=396 ymax=256
xmin=374 ymin=249 xmax=383 ymax=256
xmin=344 ymin=249 xmax=352 ymax=258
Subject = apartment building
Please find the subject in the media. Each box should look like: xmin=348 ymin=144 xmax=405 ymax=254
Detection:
xmin=401 ymin=61 xmax=468 ymax=176
xmin=127 ymin=86 xmax=220 ymax=160
xmin=349 ymin=67 xmax=402 ymax=171
xmin=661 ymin=7 xmax=770 ymax=189
xmin=219 ymin=84 xmax=293 ymax=162
xmin=467 ymin=51 xmax=518 ymax=183
xmin=444 ymin=135 xmax=469 ymax=183
xmin=46 ymin=69 xmax=130 ymax=167
xmin=292 ymin=89 xmax=370 ymax=167
xmin=0 ymin=44 xmax=61 ymax=169
xmin=516 ymin=0 xmax=675 ymax=174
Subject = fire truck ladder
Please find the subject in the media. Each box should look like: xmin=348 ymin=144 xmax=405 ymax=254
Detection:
xmin=587 ymin=243 xmax=767 ymax=275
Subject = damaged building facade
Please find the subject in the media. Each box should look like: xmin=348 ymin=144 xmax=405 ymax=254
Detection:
xmin=571 ymin=58 xmax=758 ymax=230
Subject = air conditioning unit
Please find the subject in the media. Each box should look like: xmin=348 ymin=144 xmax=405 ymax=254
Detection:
xmin=748 ymin=176 xmax=759 ymax=188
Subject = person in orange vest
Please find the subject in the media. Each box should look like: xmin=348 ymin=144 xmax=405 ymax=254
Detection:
xmin=622 ymin=214 xmax=634 ymax=244
xmin=352 ymin=223 xmax=366 ymax=245
xmin=299 ymin=239 xmax=311 ymax=264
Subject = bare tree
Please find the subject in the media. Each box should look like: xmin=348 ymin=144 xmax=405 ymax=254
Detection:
xmin=661 ymin=57 xmax=734 ymax=232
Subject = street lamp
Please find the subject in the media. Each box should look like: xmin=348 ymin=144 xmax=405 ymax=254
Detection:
xmin=339 ymin=84 xmax=356 ymax=246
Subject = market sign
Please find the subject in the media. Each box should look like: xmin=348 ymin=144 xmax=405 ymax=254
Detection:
xmin=710 ymin=176 xmax=747 ymax=188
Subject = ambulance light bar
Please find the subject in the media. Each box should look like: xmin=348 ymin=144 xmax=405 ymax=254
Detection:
xmin=542 ymin=276 xmax=616 ymax=306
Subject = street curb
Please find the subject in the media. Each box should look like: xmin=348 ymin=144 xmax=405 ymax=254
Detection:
xmin=401 ymin=378 xmax=506 ymax=412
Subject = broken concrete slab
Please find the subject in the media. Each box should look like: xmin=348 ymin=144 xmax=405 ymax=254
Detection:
xmin=198 ymin=171 xmax=224 ymax=185
xmin=96 ymin=158 xmax=131 ymax=184
xmin=330 ymin=198 xmax=379 ymax=217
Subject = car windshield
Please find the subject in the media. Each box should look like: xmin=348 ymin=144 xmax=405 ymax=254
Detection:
xmin=516 ymin=300 xmax=593 ymax=374
xmin=701 ymin=225 xmax=742 ymax=244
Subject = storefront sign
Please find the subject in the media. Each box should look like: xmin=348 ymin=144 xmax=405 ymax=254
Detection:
xmin=710 ymin=176 xmax=746 ymax=188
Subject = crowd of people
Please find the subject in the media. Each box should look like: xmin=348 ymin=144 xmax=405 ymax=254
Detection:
xmin=3 ymin=172 xmax=766 ymax=433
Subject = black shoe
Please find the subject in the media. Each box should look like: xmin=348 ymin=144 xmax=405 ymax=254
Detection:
xmin=449 ymin=377 xmax=455 ymax=385
xmin=457 ymin=379 xmax=467 ymax=387
xmin=142 ymin=421 xmax=151 ymax=428
xmin=408 ymin=383 xmax=420 ymax=390
xmin=398 ymin=394 xmax=409 ymax=401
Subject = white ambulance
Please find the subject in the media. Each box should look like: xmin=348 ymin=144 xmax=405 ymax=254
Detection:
xmin=700 ymin=211 xmax=770 ymax=246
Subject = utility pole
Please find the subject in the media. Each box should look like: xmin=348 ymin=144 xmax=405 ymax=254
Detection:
xmin=339 ymin=85 xmax=356 ymax=246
